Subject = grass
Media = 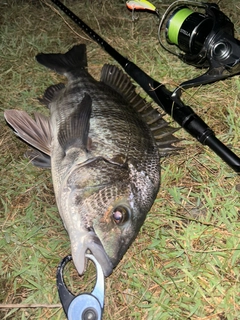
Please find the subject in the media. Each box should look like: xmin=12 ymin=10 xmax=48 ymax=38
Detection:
xmin=1 ymin=0 xmax=240 ymax=319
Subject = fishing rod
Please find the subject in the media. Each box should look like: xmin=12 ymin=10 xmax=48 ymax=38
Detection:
xmin=49 ymin=0 xmax=240 ymax=173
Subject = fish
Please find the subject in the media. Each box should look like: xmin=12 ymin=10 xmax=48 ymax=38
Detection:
xmin=4 ymin=44 xmax=180 ymax=277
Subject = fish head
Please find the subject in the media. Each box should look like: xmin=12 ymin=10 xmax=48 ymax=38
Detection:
xmin=69 ymin=190 xmax=147 ymax=277
xmin=62 ymin=160 xmax=159 ymax=277
xmin=91 ymin=195 xmax=145 ymax=270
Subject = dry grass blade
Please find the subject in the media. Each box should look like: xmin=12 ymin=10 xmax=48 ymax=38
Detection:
xmin=0 ymin=304 xmax=61 ymax=309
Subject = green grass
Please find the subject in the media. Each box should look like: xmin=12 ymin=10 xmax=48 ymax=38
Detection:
xmin=1 ymin=0 xmax=240 ymax=319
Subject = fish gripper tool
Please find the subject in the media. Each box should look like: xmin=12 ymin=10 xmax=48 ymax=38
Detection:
xmin=57 ymin=254 xmax=105 ymax=320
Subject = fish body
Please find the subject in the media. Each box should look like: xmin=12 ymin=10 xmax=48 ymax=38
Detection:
xmin=4 ymin=44 xmax=179 ymax=276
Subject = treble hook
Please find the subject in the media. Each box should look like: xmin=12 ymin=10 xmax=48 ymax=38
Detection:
xmin=57 ymin=254 xmax=105 ymax=320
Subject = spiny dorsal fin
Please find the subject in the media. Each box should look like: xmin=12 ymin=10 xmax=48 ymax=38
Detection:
xmin=100 ymin=64 xmax=141 ymax=107
xmin=36 ymin=44 xmax=88 ymax=75
xmin=38 ymin=83 xmax=65 ymax=107
xmin=100 ymin=64 xmax=182 ymax=155
xmin=57 ymin=93 xmax=92 ymax=152
xmin=4 ymin=110 xmax=51 ymax=156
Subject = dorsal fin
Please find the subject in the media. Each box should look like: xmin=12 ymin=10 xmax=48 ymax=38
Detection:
xmin=100 ymin=64 xmax=141 ymax=107
xmin=100 ymin=64 xmax=182 ymax=155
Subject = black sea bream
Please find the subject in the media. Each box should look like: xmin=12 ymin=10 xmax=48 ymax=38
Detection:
xmin=4 ymin=44 xmax=179 ymax=276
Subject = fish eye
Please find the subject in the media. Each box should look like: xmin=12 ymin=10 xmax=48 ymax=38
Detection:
xmin=112 ymin=206 xmax=130 ymax=225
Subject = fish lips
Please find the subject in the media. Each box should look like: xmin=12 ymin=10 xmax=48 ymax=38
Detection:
xmin=70 ymin=229 xmax=113 ymax=277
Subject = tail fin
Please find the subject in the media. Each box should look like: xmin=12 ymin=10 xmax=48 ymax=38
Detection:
xmin=36 ymin=44 xmax=88 ymax=75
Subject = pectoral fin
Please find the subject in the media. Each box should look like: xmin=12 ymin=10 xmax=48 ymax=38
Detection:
xmin=57 ymin=93 xmax=92 ymax=153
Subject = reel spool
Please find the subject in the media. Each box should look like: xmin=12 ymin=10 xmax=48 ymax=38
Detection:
xmin=158 ymin=1 xmax=240 ymax=94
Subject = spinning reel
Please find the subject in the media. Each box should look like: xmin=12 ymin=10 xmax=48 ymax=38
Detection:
xmin=128 ymin=0 xmax=240 ymax=96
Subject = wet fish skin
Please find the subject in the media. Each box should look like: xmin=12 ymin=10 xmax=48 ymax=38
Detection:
xmin=4 ymin=44 xmax=179 ymax=276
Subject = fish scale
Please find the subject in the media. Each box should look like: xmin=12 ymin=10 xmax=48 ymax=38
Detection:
xmin=63 ymin=74 xmax=159 ymax=174
xmin=4 ymin=44 xmax=180 ymax=277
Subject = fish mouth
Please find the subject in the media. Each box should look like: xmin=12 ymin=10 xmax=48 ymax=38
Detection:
xmin=70 ymin=229 xmax=113 ymax=277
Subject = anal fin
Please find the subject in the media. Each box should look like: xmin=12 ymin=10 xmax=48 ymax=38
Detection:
xmin=38 ymin=83 xmax=65 ymax=107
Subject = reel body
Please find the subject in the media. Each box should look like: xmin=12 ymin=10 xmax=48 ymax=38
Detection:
xmin=158 ymin=1 xmax=240 ymax=93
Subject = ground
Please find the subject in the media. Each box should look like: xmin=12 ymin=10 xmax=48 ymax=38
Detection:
xmin=1 ymin=0 xmax=240 ymax=319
